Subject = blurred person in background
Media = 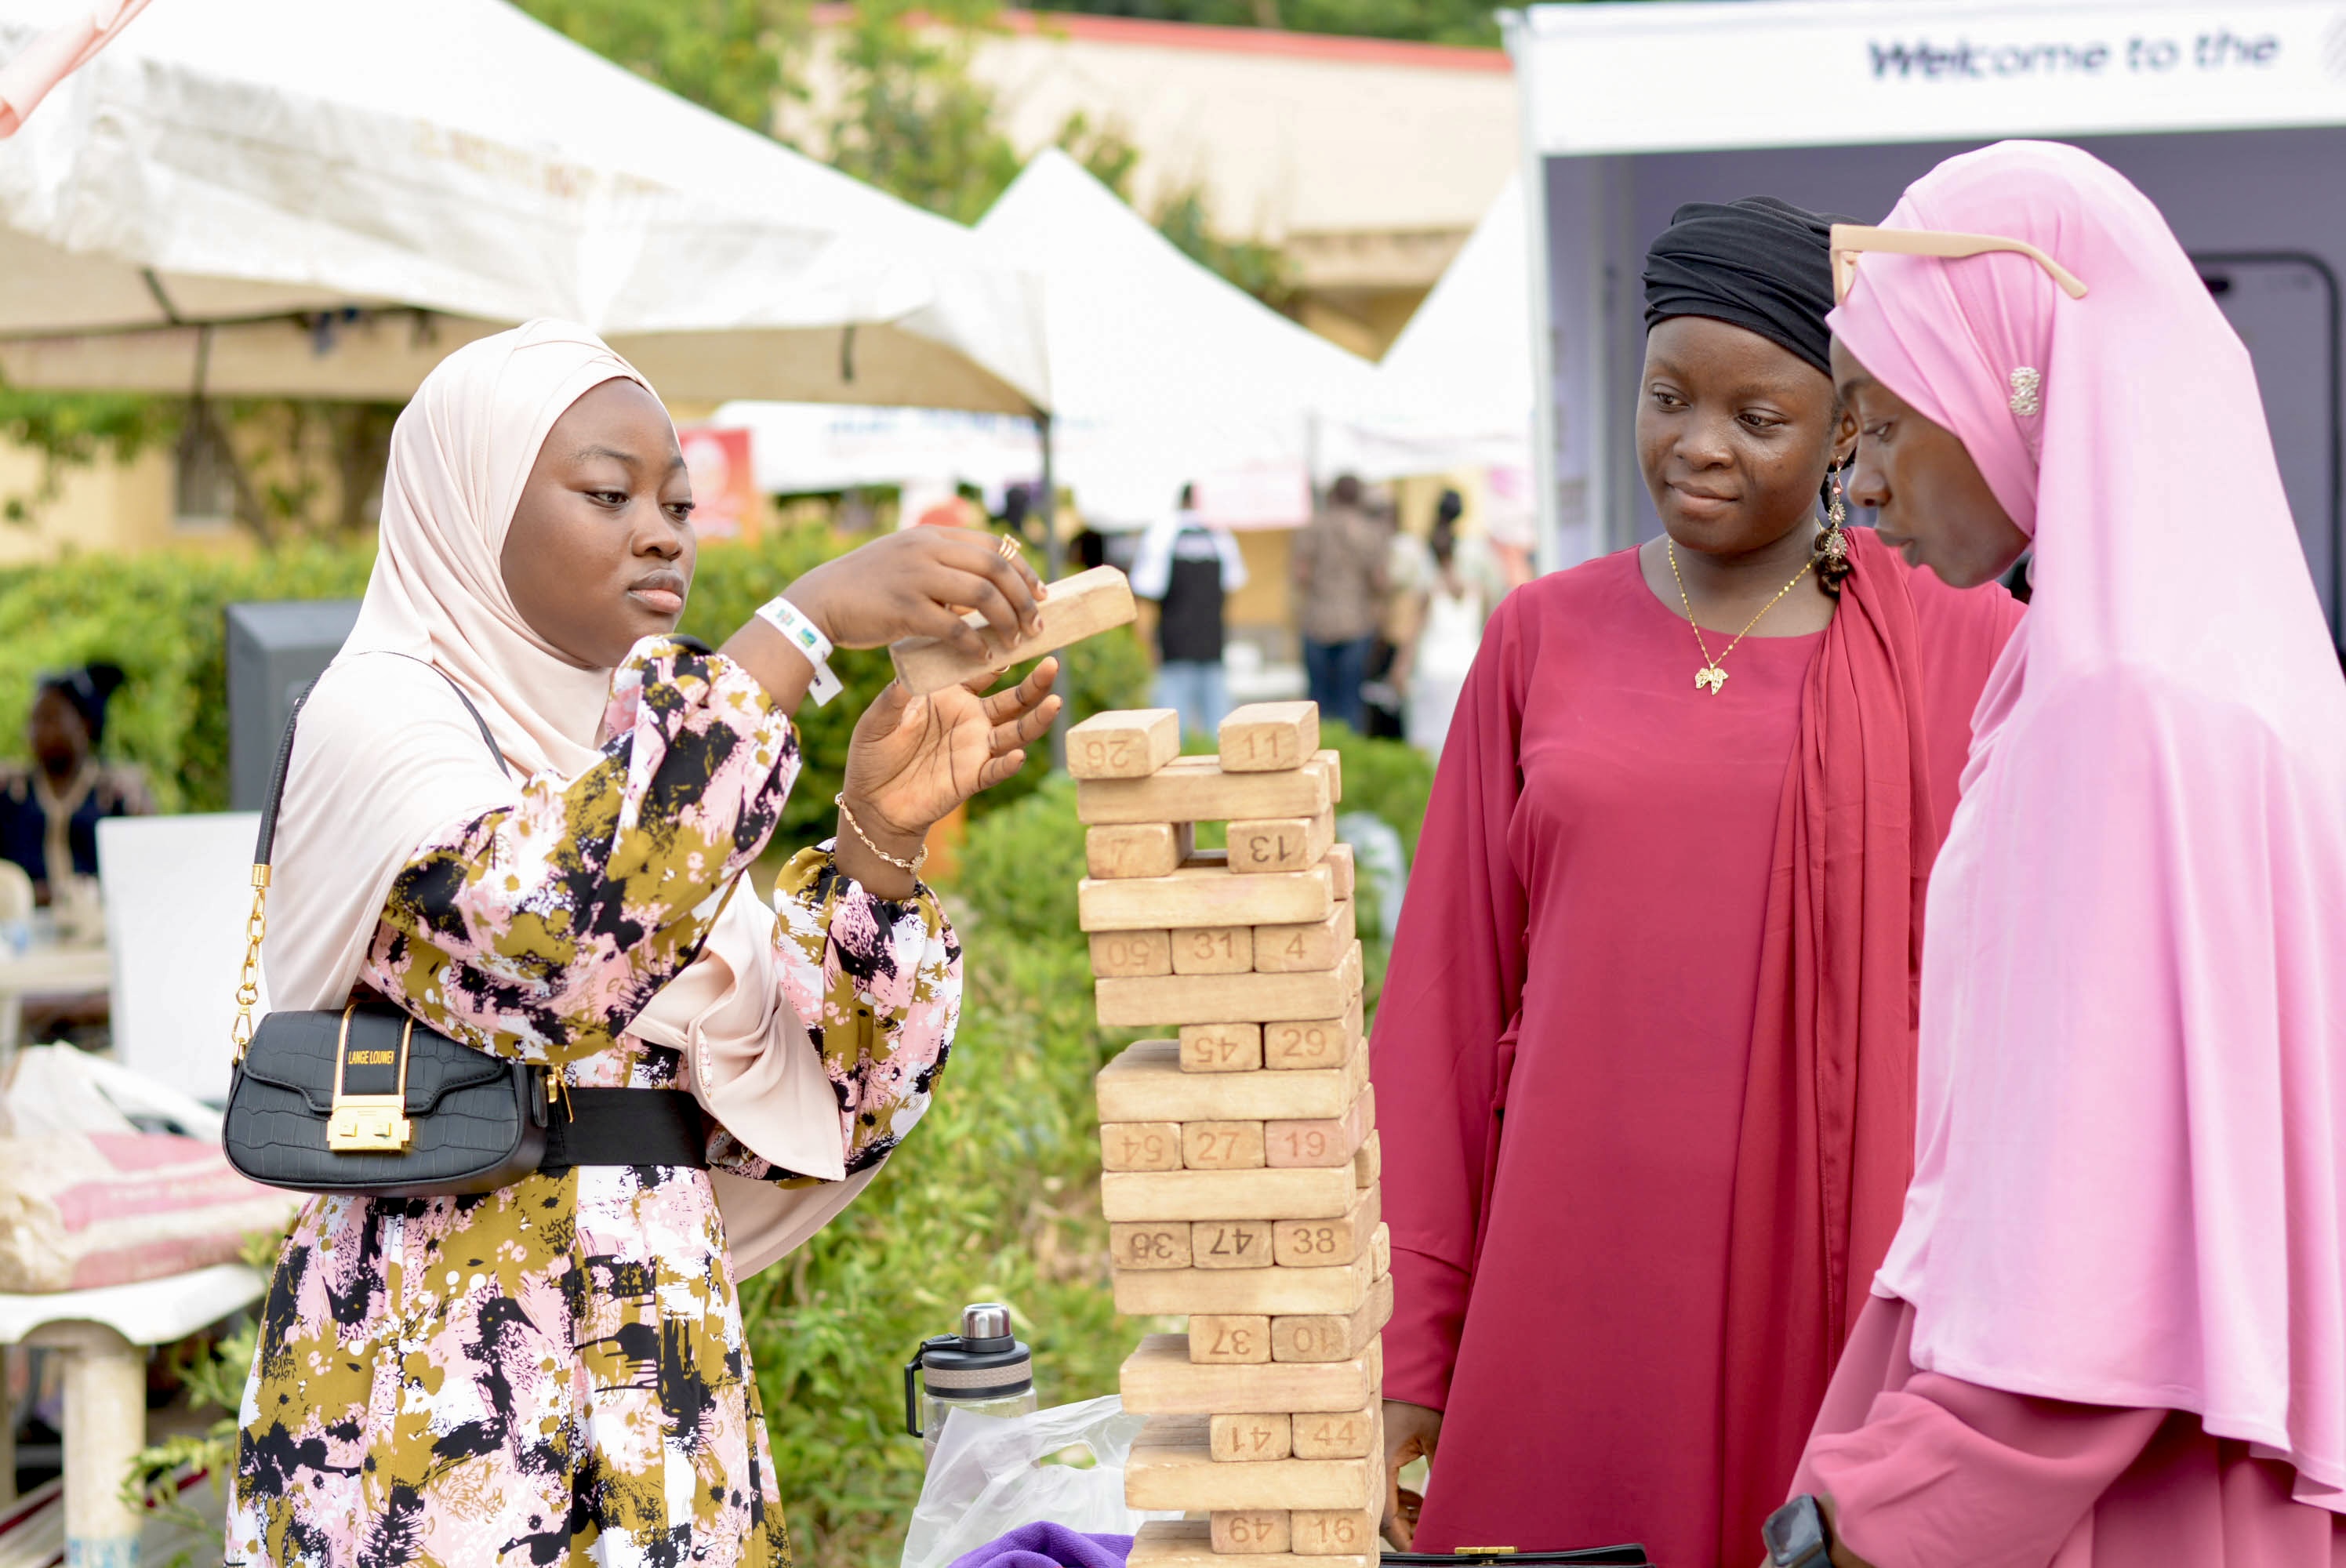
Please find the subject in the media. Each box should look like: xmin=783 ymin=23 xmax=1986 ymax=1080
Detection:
xmin=1131 ymin=482 xmax=1248 ymax=737
xmin=1393 ymin=490 xmax=1497 ymax=757
xmin=0 ymin=661 xmax=151 ymax=905
xmin=1372 ymin=198 xmax=2024 ymax=1566
xmin=1292 ymin=472 xmax=1390 ymax=731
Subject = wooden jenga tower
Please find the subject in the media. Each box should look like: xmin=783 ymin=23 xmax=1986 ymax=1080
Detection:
xmin=1072 ymin=701 xmax=1387 ymax=1568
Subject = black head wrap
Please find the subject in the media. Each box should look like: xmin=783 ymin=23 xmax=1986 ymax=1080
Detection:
xmin=1642 ymin=195 xmax=1847 ymax=379
xmin=35 ymin=662 xmax=126 ymax=746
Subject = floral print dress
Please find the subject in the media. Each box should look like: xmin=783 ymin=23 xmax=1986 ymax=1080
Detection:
xmin=227 ymin=640 xmax=961 ymax=1568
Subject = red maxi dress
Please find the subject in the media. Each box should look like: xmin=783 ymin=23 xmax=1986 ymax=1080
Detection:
xmin=1371 ymin=534 xmax=2021 ymax=1566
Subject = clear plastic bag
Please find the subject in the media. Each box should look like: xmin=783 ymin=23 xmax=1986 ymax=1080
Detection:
xmin=899 ymin=1395 xmax=1177 ymax=1568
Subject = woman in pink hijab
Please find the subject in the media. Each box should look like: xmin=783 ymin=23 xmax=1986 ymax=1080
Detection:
xmin=227 ymin=321 xmax=1060 ymax=1566
xmin=1763 ymin=142 xmax=2346 ymax=1566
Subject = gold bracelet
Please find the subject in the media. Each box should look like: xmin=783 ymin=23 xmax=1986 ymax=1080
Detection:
xmin=835 ymin=792 xmax=928 ymax=874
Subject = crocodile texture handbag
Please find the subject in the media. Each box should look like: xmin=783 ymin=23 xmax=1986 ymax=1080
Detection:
xmin=220 ymin=666 xmax=552 ymax=1199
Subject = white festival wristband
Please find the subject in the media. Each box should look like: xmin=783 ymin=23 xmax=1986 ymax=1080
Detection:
xmin=755 ymin=593 xmax=843 ymax=706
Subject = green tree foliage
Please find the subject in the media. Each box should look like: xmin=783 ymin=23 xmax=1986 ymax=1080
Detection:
xmin=1028 ymin=0 xmax=1501 ymax=47
xmin=0 ymin=387 xmax=180 ymax=524
xmin=513 ymin=0 xmax=803 ymax=132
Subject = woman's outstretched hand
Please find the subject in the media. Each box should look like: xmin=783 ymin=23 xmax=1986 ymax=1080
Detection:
xmin=833 ymin=659 xmax=1062 ymax=894
xmin=790 ymin=526 xmax=1045 ymax=654
xmin=1381 ymin=1399 xmax=1441 ymax=1548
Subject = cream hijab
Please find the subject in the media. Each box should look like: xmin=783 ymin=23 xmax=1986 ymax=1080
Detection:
xmin=266 ymin=321 xmax=863 ymax=1277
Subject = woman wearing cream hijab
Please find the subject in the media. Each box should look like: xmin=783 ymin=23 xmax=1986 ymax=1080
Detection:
xmin=227 ymin=321 xmax=1060 ymax=1566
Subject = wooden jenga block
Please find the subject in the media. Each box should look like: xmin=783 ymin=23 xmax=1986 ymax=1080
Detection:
xmin=1078 ymin=755 xmax=1331 ymax=827
xmin=1120 ymin=1333 xmax=1378 ymax=1415
xmin=1189 ymin=1315 xmax=1270 ymax=1363
xmin=1313 ymin=749 xmax=1344 ymax=802
xmin=1371 ymin=1221 xmax=1390 ymax=1277
xmin=1090 ymin=929 xmax=1171 ymax=978
xmin=1088 ymin=822 xmax=1190 ymax=880
xmin=1104 ymin=1167 xmax=1356 ymax=1222
xmin=891 ymin=564 xmax=1136 ymax=695
xmin=1218 ymin=702 xmax=1320 ymax=772
xmin=1289 ymin=1404 xmax=1377 ymax=1461
xmin=1127 ymin=1414 xmax=1380 ymax=1508
xmin=1210 ymin=1414 xmax=1292 ymax=1463
xmin=1263 ymin=995 xmax=1365 ymax=1071
xmin=1179 ymin=1022 xmax=1262 ymax=1073
xmin=1110 ymin=1221 xmax=1192 ymax=1270
xmin=1081 ymin=864 xmax=1334 ymax=933
xmin=1190 ymin=1220 xmax=1275 ymax=1269
xmin=1322 ymin=844 xmax=1355 ymax=899
xmin=1211 ymin=1512 xmax=1291 ymax=1554
xmin=1266 ymin=1086 xmax=1373 ymax=1169
xmin=1228 ymin=811 xmax=1337 ymax=876
xmin=1101 ymin=1121 xmax=1183 ymax=1172
xmin=1095 ymin=943 xmax=1362 ymax=1027
xmin=1271 ymin=1271 xmax=1393 ymax=1363
xmin=1171 ymin=925 xmax=1253 ymax=975
xmin=1099 ymin=1040 xmax=1368 ymax=1122
xmin=1182 ymin=1120 xmax=1266 ymax=1170
xmin=1273 ymin=1187 xmax=1382 ymax=1269
xmin=1128 ymin=1519 xmax=1371 ymax=1568
xmin=1353 ymin=1130 xmax=1380 ymax=1189
xmin=1290 ymin=1509 xmax=1379 ymax=1557
xmin=1067 ymin=709 xmax=1179 ymax=779
xmin=1254 ymin=902 xmax=1353 ymax=974
xmin=1116 ymin=1242 xmax=1375 ymax=1316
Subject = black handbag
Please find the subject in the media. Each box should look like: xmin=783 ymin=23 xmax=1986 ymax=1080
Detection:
xmin=221 ymin=667 xmax=556 ymax=1199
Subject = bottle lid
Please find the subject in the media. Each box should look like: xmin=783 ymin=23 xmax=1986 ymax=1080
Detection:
xmin=961 ymin=1302 xmax=1012 ymax=1345
xmin=916 ymin=1302 xmax=1032 ymax=1402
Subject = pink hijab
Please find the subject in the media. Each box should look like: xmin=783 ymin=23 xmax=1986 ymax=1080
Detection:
xmin=268 ymin=321 xmax=864 ymax=1276
xmin=1832 ymin=141 xmax=2346 ymax=1508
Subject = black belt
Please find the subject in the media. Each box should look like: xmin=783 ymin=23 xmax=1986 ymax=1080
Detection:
xmin=540 ymin=1087 xmax=710 ymax=1171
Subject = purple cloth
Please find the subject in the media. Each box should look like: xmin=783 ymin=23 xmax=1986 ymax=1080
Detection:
xmin=944 ymin=1523 xmax=1132 ymax=1568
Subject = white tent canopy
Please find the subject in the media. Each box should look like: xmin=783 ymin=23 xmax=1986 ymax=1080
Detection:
xmin=0 ymin=0 xmax=1049 ymax=410
xmin=1505 ymin=0 xmax=2346 ymax=629
xmin=724 ymin=148 xmax=1384 ymax=528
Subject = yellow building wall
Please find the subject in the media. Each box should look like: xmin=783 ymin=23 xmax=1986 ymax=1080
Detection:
xmin=0 ymin=441 xmax=239 ymax=566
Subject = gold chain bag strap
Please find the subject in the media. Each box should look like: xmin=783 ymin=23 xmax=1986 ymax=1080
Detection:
xmin=220 ymin=663 xmax=554 ymax=1198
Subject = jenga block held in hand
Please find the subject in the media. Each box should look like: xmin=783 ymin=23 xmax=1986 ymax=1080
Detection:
xmin=1100 ymin=1122 xmax=1182 ymax=1172
xmin=1090 ymin=929 xmax=1171 ymax=978
xmin=1182 ymin=1120 xmax=1266 ymax=1170
xmin=1254 ymin=902 xmax=1353 ymax=974
xmin=1179 ymin=1022 xmax=1262 ymax=1073
xmin=1081 ymin=864 xmax=1333 ymax=934
xmin=1128 ymin=1519 xmax=1372 ymax=1568
xmin=890 ymin=565 xmax=1136 ymax=695
xmin=1211 ymin=1512 xmax=1291 ymax=1555
xmin=1078 ymin=755 xmax=1330 ymax=827
xmin=1273 ymin=1187 xmax=1382 ymax=1269
xmin=1096 ymin=943 xmax=1363 ymax=1027
xmin=1210 ymin=1414 xmax=1292 ymax=1463
xmin=1218 ymin=702 xmax=1320 ymax=772
xmin=1102 ymin=1166 xmax=1356 ymax=1222
xmin=1067 ymin=709 xmax=1179 ymax=779
xmin=1189 ymin=1315 xmax=1270 ymax=1363
xmin=1264 ymin=996 xmax=1365 ymax=1071
xmin=1099 ymin=1040 xmax=1367 ymax=1122
xmin=1228 ymin=811 xmax=1336 ymax=876
xmin=1089 ymin=822 xmax=1189 ymax=880
xmin=1266 ymin=1086 xmax=1373 ymax=1169
xmin=1290 ymin=1403 xmax=1378 ymax=1461
xmin=1127 ymin=1414 xmax=1380 ymax=1508
xmin=1271 ymin=1271 xmax=1393 ymax=1363
xmin=1110 ymin=1221 xmax=1192 ymax=1270
xmin=1171 ymin=925 xmax=1252 ymax=975
xmin=1322 ymin=844 xmax=1356 ymax=900
xmin=1191 ymin=1220 xmax=1274 ymax=1269
xmin=1119 ymin=1334 xmax=1378 ymax=1416
xmin=1116 ymin=1243 xmax=1374 ymax=1316
xmin=1290 ymin=1509 xmax=1380 ymax=1558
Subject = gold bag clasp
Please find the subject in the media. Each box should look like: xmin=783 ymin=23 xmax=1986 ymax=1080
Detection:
xmin=328 ymin=1005 xmax=416 ymax=1154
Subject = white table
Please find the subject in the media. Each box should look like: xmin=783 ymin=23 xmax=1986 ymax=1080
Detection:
xmin=0 ymin=938 xmax=109 ymax=1058
xmin=0 ymin=1265 xmax=265 ymax=1563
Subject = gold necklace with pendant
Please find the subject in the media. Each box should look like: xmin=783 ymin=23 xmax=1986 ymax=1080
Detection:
xmin=1665 ymin=538 xmax=1818 ymax=695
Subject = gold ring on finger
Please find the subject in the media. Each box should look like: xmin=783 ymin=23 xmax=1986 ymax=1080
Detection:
xmin=997 ymin=533 xmax=1021 ymax=561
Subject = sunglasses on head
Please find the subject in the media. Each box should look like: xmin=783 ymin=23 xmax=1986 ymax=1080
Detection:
xmin=1829 ymin=223 xmax=2090 ymax=306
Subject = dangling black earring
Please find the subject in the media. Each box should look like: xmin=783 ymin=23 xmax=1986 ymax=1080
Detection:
xmin=1818 ymin=459 xmax=1850 ymax=567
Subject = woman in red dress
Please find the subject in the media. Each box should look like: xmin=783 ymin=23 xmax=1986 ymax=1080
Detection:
xmin=1371 ymin=198 xmax=2023 ymax=1566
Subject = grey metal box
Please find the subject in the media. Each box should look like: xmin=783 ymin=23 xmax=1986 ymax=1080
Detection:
xmin=226 ymin=600 xmax=361 ymax=811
